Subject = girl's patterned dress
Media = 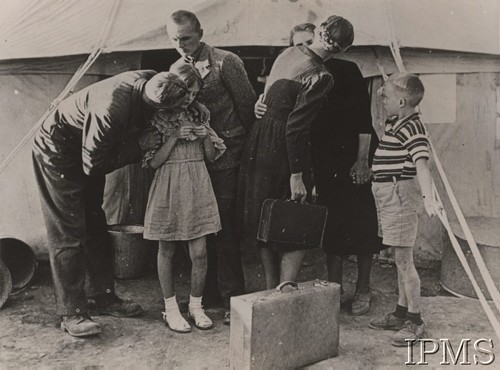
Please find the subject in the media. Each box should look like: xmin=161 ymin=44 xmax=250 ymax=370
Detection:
xmin=143 ymin=110 xmax=225 ymax=241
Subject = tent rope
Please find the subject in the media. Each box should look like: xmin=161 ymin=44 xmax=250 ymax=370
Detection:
xmin=432 ymin=184 xmax=500 ymax=341
xmin=0 ymin=0 xmax=122 ymax=176
xmin=430 ymin=140 xmax=500 ymax=314
xmin=383 ymin=0 xmax=406 ymax=72
xmin=382 ymin=0 xmax=500 ymax=339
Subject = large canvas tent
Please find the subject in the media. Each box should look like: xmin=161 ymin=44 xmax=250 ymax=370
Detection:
xmin=1 ymin=0 xmax=499 ymax=261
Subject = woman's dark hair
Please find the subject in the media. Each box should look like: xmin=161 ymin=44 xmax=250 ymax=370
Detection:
xmin=289 ymin=23 xmax=316 ymax=46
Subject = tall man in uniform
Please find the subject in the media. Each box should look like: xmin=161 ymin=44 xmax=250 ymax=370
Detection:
xmin=167 ymin=10 xmax=257 ymax=324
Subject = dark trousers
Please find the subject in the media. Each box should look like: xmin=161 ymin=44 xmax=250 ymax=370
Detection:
xmin=32 ymin=152 xmax=115 ymax=316
xmin=205 ymin=167 xmax=246 ymax=309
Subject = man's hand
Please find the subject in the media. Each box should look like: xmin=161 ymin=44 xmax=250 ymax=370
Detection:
xmin=188 ymin=101 xmax=210 ymax=123
xmin=350 ymin=159 xmax=372 ymax=185
xmin=138 ymin=127 xmax=162 ymax=151
xmin=254 ymin=94 xmax=267 ymax=119
xmin=290 ymin=173 xmax=307 ymax=202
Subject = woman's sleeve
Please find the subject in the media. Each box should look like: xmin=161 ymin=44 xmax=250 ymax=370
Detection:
xmin=348 ymin=64 xmax=373 ymax=135
xmin=204 ymin=122 xmax=227 ymax=160
xmin=286 ymin=72 xmax=334 ymax=173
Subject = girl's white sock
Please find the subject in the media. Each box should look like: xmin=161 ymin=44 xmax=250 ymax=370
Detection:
xmin=164 ymin=296 xmax=181 ymax=314
xmin=188 ymin=295 xmax=202 ymax=311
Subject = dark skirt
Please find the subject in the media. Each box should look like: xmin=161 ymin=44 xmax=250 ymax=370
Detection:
xmin=315 ymin=168 xmax=384 ymax=255
xmin=237 ymin=117 xmax=308 ymax=252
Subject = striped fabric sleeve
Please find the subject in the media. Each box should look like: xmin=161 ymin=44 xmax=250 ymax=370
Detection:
xmin=396 ymin=119 xmax=430 ymax=163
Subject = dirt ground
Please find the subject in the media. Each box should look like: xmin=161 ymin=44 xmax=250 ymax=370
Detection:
xmin=0 ymin=248 xmax=498 ymax=368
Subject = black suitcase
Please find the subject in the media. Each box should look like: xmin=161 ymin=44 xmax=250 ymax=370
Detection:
xmin=257 ymin=199 xmax=328 ymax=248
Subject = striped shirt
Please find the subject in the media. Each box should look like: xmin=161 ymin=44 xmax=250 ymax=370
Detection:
xmin=372 ymin=112 xmax=429 ymax=181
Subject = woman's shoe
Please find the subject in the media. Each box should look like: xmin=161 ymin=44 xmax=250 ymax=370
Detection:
xmin=162 ymin=311 xmax=191 ymax=333
xmin=350 ymin=292 xmax=371 ymax=316
xmin=188 ymin=307 xmax=213 ymax=330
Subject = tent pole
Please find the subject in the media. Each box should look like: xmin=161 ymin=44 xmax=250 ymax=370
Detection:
xmin=381 ymin=0 xmax=500 ymax=336
xmin=0 ymin=0 xmax=122 ymax=176
xmin=383 ymin=0 xmax=406 ymax=72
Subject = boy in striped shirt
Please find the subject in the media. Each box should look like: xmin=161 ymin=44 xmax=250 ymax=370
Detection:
xmin=369 ymin=73 xmax=438 ymax=346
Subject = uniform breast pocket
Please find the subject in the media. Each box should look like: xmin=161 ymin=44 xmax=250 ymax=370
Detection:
xmin=200 ymin=78 xmax=225 ymax=103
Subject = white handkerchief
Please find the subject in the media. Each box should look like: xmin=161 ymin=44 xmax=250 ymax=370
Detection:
xmin=194 ymin=60 xmax=211 ymax=79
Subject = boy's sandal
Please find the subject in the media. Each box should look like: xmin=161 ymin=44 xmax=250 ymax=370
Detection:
xmin=188 ymin=308 xmax=213 ymax=330
xmin=162 ymin=311 xmax=191 ymax=333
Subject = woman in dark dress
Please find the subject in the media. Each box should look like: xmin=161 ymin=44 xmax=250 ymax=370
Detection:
xmin=255 ymin=24 xmax=384 ymax=314
xmin=238 ymin=16 xmax=355 ymax=289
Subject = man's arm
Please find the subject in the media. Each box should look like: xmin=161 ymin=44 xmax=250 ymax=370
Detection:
xmin=82 ymin=87 xmax=160 ymax=176
xmin=220 ymin=53 xmax=257 ymax=130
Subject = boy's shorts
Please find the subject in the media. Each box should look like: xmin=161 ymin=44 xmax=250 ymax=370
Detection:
xmin=371 ymin=178 xmax=422 ymax=247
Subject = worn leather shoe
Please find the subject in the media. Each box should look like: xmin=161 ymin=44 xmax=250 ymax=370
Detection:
xmin=88 ymin=294 xmax=143 ymax=317
xmin=60 ymin=314 xmax=102 ymax=337
xmin=369 ymin=312 xmax=407 ymax=331
xmin=351 ymin=292 xmax=371 ymax=316
xmin=391 ymin=320 xmax=425 ymax=347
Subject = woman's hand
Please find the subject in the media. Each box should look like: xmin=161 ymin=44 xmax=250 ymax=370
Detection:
xmin=172 ymin=126 xmax=192 ymax=140
xmin=188 ymin=101 xmax=210 ymax=123
xmin=254 ymin=94 xmax=267 ymax=119
xmin=192 ymin=125 xmax=208 ymax=138
xmin=350 ymin=160 xmax=372 ymax=185
xmin=290 ymin=173 xmax=307 ymax=202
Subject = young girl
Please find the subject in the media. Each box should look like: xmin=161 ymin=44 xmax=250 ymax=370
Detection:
xmin=143 ymin=64 xmax=225 ymax=333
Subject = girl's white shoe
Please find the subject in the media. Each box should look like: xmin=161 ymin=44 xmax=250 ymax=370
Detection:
xmin=187 ymin=307 xmax=213 ymax=330
xmin=162 ymin=311 xmax=191 ymax=333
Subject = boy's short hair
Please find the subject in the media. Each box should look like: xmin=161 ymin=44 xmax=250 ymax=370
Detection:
xmin=169 ymin=10 xmax=202 ymax=34
xmin=387 ymin=72 xmax=425 ymax=107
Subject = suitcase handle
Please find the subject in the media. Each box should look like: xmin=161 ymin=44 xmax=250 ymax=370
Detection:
xmin=276 ymin=281 xmax=298 ymax=292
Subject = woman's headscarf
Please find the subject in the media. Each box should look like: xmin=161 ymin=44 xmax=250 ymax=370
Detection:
xmin=316 ymin=15 xmax=354 ymax=52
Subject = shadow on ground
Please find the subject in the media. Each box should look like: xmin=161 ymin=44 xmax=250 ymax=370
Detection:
xmin=0 ymin=248 xmax=497 ymax=368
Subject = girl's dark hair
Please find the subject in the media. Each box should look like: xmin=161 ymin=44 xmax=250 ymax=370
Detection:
xmin=289 ymin=23 xmax=316 ymax=46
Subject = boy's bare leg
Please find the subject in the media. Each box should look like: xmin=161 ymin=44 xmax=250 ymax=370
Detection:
xmin=397 ymin=268 xmax=408 ymax=307
xmin=280 ymin=249 xmax=306 ymax=283
xmin=260 ymin=248 xmax=280 ymax=289
xmin=158 ymin=241 xmax=178 ymax=298
xmin=188 ymin=236 xmax=208 ymax=297
xmin=394 ymin=247 xmax=420 ymax=313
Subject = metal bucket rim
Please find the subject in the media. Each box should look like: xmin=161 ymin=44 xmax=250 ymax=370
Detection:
xmin=0 ymin=236 xmax=37 ymax=291
xmin=108 ymin=224 xmax=144 ymax=234
xmin=0 ymin=259 xmax=12 ymax=308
